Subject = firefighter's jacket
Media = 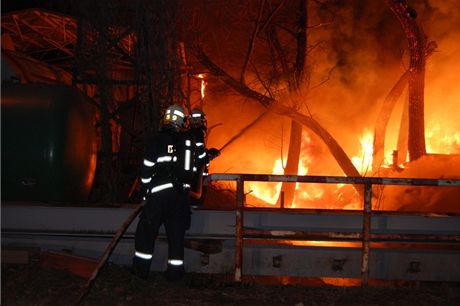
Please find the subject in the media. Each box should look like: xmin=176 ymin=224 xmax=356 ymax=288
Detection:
xmin=189 ymin=127 xmax=209 ymax=196
xmin=140 ymin=128 xmax=195 ymax=196
xmin=189 ymin=127 xmax=208 ymax=176
xmin=188 ymin=127 xmax=221 ymax=196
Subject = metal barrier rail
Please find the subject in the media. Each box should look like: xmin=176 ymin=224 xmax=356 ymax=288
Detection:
xmin=207 ymin=173 xmax=460 ymax=285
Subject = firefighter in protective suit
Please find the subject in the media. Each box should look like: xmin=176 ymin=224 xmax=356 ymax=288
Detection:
xmin=188 ymin=108 xmax=220 ymax=207
xmin=132 ymin=104 xmax=194 ymax=281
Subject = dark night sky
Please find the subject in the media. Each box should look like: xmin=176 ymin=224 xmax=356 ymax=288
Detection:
xmin=1 ymin=0 xmax=73 ymax=14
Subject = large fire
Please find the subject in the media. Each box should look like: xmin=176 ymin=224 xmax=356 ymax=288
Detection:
xmin=242 ymin=125 xmax=459 ymax=211
xmin=247 ymin=130 xmax=373 ymax=209
xmin=201 ymin=1 xmax=460 ymax=213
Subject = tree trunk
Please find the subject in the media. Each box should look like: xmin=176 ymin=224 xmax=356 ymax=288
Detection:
xmin=385 ymin=0 xmax=426 ymax=161
xmin=286 ymin=108 xmax=363 ymax=181
xmin=278 ymin=120 xmax=302 ymax=207
xmin=372 ymin=44 xmax=434 ymax=170
xmin=372 ymin=71 xmax=409 ymax=170
xmin=276 ymin=0 xmax=308 ymax=207
xmin=397 ymin=98 xmax=409 ymax=164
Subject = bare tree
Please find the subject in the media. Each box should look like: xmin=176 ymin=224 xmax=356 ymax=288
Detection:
xmin=271 ymin=0 xmax=307 ymax=207
xmin=186 ymin=0 xmax=363 ymax=204
xmin=384 ymin=0 xmax=427 ymax=161
xmin=372 ymin=41 xmax=436 ymax=170
xmin=192 ymin=46 xmax=363 ymax=193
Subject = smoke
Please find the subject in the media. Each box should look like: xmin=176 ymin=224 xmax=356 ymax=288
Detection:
xmin=303 ymin=1 xmax=406 ymax=157
xmin=204 ymin=87 xmax=288 ymax=174
xmin=300 ymin=0 xmax=460 ymax=158
xmin=195 ymin=0 xmax=460 ymax=177
xmin=422 ymin=0 xmax=460 ymax=154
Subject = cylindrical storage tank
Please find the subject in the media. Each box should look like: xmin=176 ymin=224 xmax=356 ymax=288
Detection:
xmin=1 ymin=83 xmax=97 ymax=203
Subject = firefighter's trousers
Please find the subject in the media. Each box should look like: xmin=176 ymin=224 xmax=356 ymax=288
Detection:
xmin=132 ymin=188 xmax=191 ymax=279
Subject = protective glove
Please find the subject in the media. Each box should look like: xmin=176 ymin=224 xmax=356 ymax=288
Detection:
xmin=206 ymin=148 xmax=221 ymax=160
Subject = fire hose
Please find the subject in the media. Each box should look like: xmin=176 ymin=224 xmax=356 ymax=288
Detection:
xmin=75 ymin=202 xmax=144 ymax=306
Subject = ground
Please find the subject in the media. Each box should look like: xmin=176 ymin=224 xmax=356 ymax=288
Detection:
xmin=2 ymin=261 xmax=460 ymax=306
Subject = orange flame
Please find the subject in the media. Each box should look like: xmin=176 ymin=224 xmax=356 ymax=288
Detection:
xmin=197 ymin=73 xmax=207 ymax=100
xmin=351 ymin=130 xmax=374 ymax=175
xmin=247 ymin=132 xmax=355 ymax=208
xmin=426 ymin=123 xmax=460 ymax=154
xmin=242 ymin=123 xmax=459 ymax=210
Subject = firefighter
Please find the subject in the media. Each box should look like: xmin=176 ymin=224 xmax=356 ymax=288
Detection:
xmin=132 ymin=104 xmax=194 ymax=281
xmin=188 ymin=108 xmax=220 ymax=208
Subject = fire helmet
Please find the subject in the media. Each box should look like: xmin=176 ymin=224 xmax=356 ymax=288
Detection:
xmin=163 ymin=104 xmax=186 ymax=130
xmin=189 ymin=108 xmax=207 ymax=130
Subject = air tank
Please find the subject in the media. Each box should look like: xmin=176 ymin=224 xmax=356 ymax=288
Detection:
xmin=1 ymin=83 xmax=97 ymax=203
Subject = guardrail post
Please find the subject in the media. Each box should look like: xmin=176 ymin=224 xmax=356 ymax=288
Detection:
xmin=280 ymin=191 xmax=285 ymax=209
xmin=235 ymin=178 xmax=244 ymax=282
xmin=361 ymin=183 xmax=372 ymax=286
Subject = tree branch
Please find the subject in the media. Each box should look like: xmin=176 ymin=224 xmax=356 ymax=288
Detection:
xmin=240 ymin=0 xmax=265 ymax=84
xmin=191 ymin=45 xmax=362 ymax=187
xmin=193 ymin=45 xmax=273 ymax=107
xmin=294 ymin=0 xmax=308 ymax=87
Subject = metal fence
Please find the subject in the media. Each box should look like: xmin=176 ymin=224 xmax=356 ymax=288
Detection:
xmin=207 ymin=173 xmax=460 ymax=285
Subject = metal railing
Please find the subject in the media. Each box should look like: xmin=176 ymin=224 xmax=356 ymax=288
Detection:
xmin=207 ymin=173 xmax=460 ymax=285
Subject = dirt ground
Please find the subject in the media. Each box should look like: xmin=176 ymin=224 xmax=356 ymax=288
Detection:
xmin=2 ymin=261 xmax=460 ymax=306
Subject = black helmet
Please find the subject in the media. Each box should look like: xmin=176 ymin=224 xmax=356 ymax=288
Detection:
xmin=189 ymin=108 xmax=207 ymax=130
xmin=163 ymin=104 xmax=186 ymax=130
